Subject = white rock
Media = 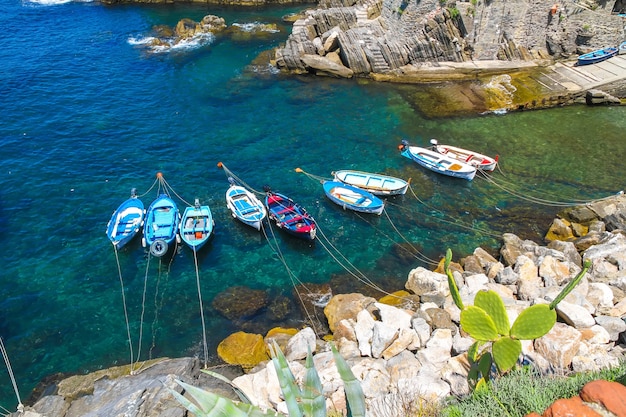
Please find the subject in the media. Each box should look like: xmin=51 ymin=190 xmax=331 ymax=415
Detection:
xmin=285 ymin=327 xmax=316 ymax=360
xmin=355 ymin=309 xmax=375 ymax=357
xmin=375 ymin=302 xmax=412 ymax=330
xmin=556 ymin=300 xmax=596 ymax=329
xmin=371 ymin=321 xmax=398 ymax=359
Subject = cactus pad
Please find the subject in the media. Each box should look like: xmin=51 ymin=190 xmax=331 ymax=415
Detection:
xmin=474 ymin=290 xmax=510 ymax=336
xmin=460 ymin=306 xmax=498 ymax=341
xmin=510 ymin=304 xmax=556 ymax=340
xmin=492 ymin=337 xmax=522 ymax=372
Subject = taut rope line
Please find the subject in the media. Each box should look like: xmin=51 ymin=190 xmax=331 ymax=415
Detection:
xmin=261 ymin=219 xmax=325 ymax=339
xmin=113 ymin=247 xmax=135 ymax=370
xmin=217 ymin=162 xmax=265 ymax=196
xmin=191 ymin=247 xmax=209 ymax=367
xmin=0 ymin=337 xmax=23 ymax=415
xmin=133 ymin=251 xmax=152 ymax=373
xmin=404 ymin=184 xmax=502 ymax=239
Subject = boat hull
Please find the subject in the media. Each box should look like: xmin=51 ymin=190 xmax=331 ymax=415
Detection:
xmin=265 ymin=191 xmax=316 ymax=240
xmin=226 ymin=185 xmax=267 ymax=231
xmin=143 ymin=194 xmax=180 ymax=256
xmin=332 ymin=170 xmax=409 ymax=196
xmin=180 ymin=205 xmax=214 ymax=251
xmin=106 ymin=196 xmax=144 ymax=249
xmin=399 ymin=141 xmax=476 ymax=180
xmin=577 ymin=47 xmax=618 ymax=65
xmin=323 ymin=181 xmax=385 ymax=215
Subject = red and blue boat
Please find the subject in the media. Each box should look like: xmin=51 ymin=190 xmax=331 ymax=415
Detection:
xmin=265 ymin=189 xmax=316 ymax=241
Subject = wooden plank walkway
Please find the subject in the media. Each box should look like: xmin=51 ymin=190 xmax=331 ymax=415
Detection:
xmin=532 ymin=55 xmax=626 ymax=94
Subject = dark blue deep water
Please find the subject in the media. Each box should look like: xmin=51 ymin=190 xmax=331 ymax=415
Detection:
xmin=1 ymin=0 xmax=625 ymax=409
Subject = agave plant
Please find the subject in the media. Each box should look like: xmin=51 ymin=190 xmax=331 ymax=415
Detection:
xmin=169 ymin=340 xmax=366 ymax=417
xmin=444 ymin=248 xmax=590 ymax=389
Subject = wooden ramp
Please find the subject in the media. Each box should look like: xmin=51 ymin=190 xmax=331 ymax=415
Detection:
xmin=530 ymin=55 xmax=626 ymax=93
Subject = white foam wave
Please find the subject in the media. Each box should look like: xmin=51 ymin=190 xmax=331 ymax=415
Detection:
xmin=127 ymin=36 xmax=156 ymax=46
xmin=232 ymin=22 xmax=280 ymax=33
xmin=25 ymin=0 xmax=93 ymax=5
xmin=25 ymin=0 xmax=73 ymax=5
xmin=127 ymin=32 xmax=215 ymax=54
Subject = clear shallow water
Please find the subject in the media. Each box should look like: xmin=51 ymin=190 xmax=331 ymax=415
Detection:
xmin=1 ymin=0 xmax=626 ymax=409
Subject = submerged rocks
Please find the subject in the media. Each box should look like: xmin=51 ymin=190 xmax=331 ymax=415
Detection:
xmin=13 ymin=193 xmax=626 ymax=417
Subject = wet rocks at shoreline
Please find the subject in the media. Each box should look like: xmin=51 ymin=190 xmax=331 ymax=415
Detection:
xmin=13 ymin=193 xmax=626 ymax=417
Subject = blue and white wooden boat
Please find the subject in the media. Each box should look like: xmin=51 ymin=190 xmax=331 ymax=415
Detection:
xmin=265 ymin=189 xmax=316 ymax=241
xmin=429 ymin=139 xmax=498 ymax=172
xmin=619 ymin=41 xmax=626 ymax=55
xmin=106 ymin=188 xmax=145 ymax=249
xmin=332 ymin=170 xmax=409 ymax=196
xmin=322 ymin=181 xmax=385 ymax=215
xmin=179 ymin=199 xmax=214 ymax=251
xmin=143 ymin=193 xmax=181 ymax=257
xmin=225 ymin=179 xmax=267 ymax=231
xmin=399 ymin=140 xmax=476 ymax=181
xmin=577 ymin=47 xmax=618 ymax=66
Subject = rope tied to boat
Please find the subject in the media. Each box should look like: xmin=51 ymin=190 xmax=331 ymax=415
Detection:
xmin=294 ymin=167 xmax=331 ymax=183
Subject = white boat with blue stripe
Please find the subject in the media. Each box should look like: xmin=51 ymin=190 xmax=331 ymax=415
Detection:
xmin=332 ymin=170 xmax=409 ymax=196
xmin=399 ymin=139 xmax=476 ymax=181
xmin=225 ymin=178 xmax=267 ymax=231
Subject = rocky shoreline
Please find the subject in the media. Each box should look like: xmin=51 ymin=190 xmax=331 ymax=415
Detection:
xmin=10 ymin=192 xmax=626 ymax=416
xmin=130 ymin=0 xmax=626 ymax=116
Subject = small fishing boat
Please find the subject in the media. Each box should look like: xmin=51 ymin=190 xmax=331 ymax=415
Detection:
xmin=332 ymin=170 xmax=409 ymax=196
xmin=106 ymin=188 xmax=145 ymax=249
xmin=322 ymin=181 xmax=385 ymax=215
xmin=576 ymin=47 xmax=618 ymax=66
xmin=265 ymin=188 xmax=316 ymax=241
xmin=399 ymin=140 xmax=476 ymax=181
xmin=429 ymin=139 xmax=498 ymax=172
xmin=619 ymin=41 xmax=626 ymax=55
xmin=179 ymin=199 xmax=214 ymax=251
xmin=225 ymin=179 xmax=267 ymax=231
xmin=143 ymin=193 xmax=181 ymax=257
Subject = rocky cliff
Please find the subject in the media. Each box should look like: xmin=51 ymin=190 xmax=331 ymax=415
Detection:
xmin=273 ymin=0 xmax=626 ymax=77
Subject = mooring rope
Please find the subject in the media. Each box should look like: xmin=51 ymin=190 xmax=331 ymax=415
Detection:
xmin=404 ymin=184 xmax=502 ymax=239
xmin=191 ymin=247 xmax=209 ymax=367
xmin=294 ymin=167 xmax=330 ymax=183
xmin=149 ymin=240 xmax=177 ymax=361
xmin=381 ymin=207 xmax=440 ymax=265
xmin=477 ymin=170 xmax=591 ymax=206
xmin=261 ymin=220 xmax=325 ymax=339
xmin=0 ymin=337 xmax=23 ymax=414
xmin=217 ymin=162 xmax=266 ymax=196
xmin=113 ymin=247 xmax=135 ymax=370
xmin=137 ymin=175 xmax=160 ymax=199
xmin=133 ymin=251 xmax=152 ymax=373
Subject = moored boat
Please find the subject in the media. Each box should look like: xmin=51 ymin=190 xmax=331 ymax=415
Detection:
xmin=225 ymin=179 xmax=267 ymax=231
xmin=322 ymin=181 xmax=385 ymax=215
xmin=179 ymin=199 xmax=214 ymax=251
xmin=577 ymin=47 xmax=618 ymax=65
xmin=332 ymin=170 xmax=409 ymax=196
xmin=143 ymin=193 xmax=181 ymax=257
xmin=106 ymin=188 xmax=145 ymax=249
xmin=619 ymin=41 xmax=626 ymax=55
xmin=399 ymin=140 xmax=476 ymax=181
xmin=429 ymin=139 xmax=498 ymax=172
xmin=265 ymin=188 xmax=316 ymax=241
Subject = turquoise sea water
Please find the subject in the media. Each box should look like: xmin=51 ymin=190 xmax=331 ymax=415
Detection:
xmin=1 ymin=0 xmax=626 ymax=409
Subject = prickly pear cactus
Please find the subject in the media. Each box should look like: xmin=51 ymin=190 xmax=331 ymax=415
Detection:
xmin=445 ymin=249 xmax=591 ymax=388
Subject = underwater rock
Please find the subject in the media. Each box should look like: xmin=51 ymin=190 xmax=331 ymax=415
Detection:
xmin=211 ymin=285 xmax=269 ymax=320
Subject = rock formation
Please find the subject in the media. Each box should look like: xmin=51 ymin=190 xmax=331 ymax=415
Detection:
xmin=12 ymin=192 xmax=626 ymax=417
xmin=273 ymin=0 xmax=626 ymax=78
